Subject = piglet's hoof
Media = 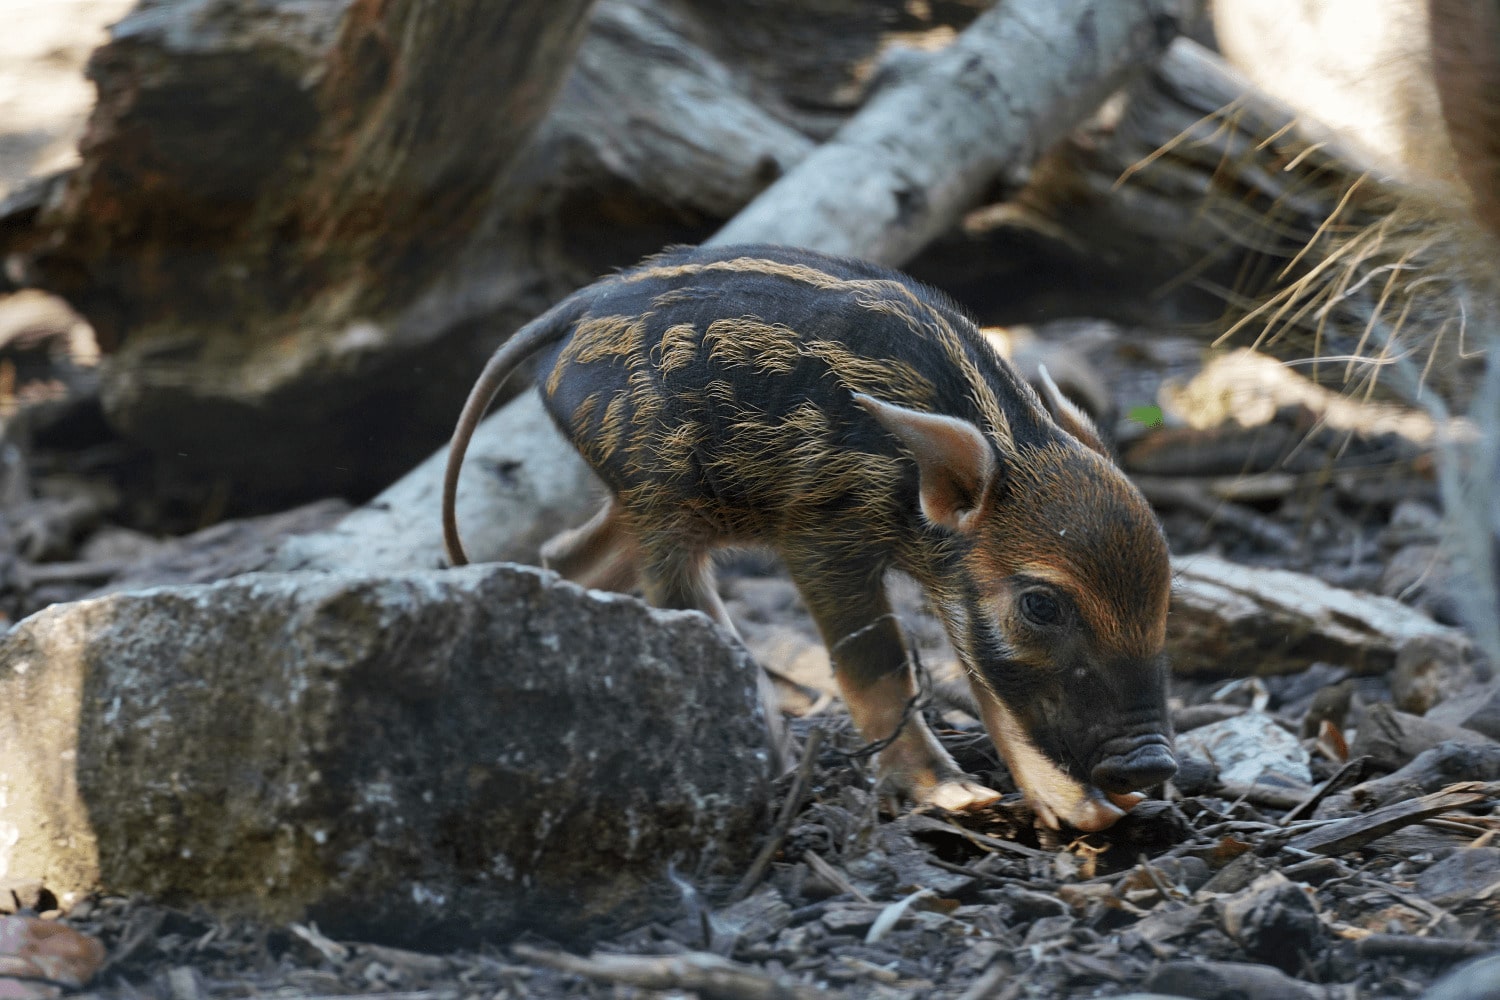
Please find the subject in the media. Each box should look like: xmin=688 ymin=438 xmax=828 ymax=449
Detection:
xmin=879 ymin=767 xmax=1001 ymax=812
xmin=923 ymin=777 xmax=1003 ymax=812
xmin=1056 ymin=785 xmax=1146 ymax=833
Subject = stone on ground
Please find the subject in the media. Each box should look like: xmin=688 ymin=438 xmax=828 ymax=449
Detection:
xmin=0 ymin=564 xmax=772 ymax=945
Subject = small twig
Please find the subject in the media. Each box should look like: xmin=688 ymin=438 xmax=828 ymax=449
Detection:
xmin=1193 ymin=819 xmax=1282 ymax=838
xmin=1130 ymin=472 xmax=1306 ymax=504
xmin=925 ymin=855 xmax=992 ymax=882
xmin=924 ymin=857 xmax=1021 ymax=887
xmin=14 ymin=558 xmax=130 ymax=588
xmin=1216 ymin=778 xmax=1307 ymax=811
xmin=803 ymin=851 xmax=871 ymax=904
xmin=901 ymin=813 xmax=1053 ymax=860
xmin=956 ymin=959 xmax=1013 ymax=1000
xmin=1136 ymin=853 xmax=1176 ymax=904
xmin=1280 ymin=755 xmax=1370 ymax=825
xmin=1287 ymin=782 xmax=1493 ymax=856
xmin=732 ymin=726 xmax=826 ymax=901
xmin=1424 ymin=817 xmax=1493 ymax=837
xmin=1134 ymin=476 xmax=1299 ymax=551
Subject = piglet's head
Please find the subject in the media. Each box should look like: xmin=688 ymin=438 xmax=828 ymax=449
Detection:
xmin=856 ymin=383 xmax=1175 ymax=832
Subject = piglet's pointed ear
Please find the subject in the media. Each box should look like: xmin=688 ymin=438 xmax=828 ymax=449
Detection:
xmin=855 ymin=394 xmax=996 ymax=532
xmin=1036 ymin=364 xmax=1110 ymax=458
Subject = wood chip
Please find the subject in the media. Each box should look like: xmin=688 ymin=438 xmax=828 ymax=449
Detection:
xmin=288 ymin=923 xmax=349 ymax=964
xmin=864 ymin=888 xmax=934 ymax=945
xmin=732 ymin=726 xmax=826 ymax=902
xmin=1216 ymin=779 xmax=1307 ymax=811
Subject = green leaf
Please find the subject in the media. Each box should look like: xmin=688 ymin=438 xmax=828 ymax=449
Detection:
xmin=1127 ymin=404 xmax=1163 ymax=428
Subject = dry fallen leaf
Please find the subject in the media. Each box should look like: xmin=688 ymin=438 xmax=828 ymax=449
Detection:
xmin=0 ymin=916 xmax=106 ymax=1000
xmin=1316 ymin=718 xmax=1350 ymax=762
xmin=1211 ymin=835 xmax=1255 ymax=866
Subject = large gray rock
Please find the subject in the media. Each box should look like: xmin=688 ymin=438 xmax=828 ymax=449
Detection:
xmin=0 ymin=564 xmax=773 ymax=945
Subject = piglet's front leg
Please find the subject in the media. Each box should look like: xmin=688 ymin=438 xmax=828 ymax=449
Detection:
xmin=785 ymin=551 xmax=999 ymax=811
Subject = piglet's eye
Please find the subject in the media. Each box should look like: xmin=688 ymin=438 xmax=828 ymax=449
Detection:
xmin=1019 ymin=590 xmax=1063 ymax=627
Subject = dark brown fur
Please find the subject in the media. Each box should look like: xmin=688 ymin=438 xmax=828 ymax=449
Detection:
xmin=1429 ymin=0 xmax=1500 ymax=239
xmin=444 ymin=244 xmax=1175 ymax=830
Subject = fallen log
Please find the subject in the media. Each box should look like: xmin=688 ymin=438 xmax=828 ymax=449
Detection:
xmin=271 ymin=391 xmax=599 ymax=572
xmin=927 ymin=36 xmax=1488 ymax=406
xmin=2 ymin=0 xmax=601 ymax=499
xmin=711 ymin=0 xmax=1197 ymax=264
xmin=1167 ymin=553 xmax=1470 ymax=678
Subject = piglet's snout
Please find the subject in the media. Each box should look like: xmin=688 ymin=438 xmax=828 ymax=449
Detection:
xmin=1090 ymin=737 xmax=1177 ymax=795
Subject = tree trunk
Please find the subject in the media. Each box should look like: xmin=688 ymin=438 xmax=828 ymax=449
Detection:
xmin=7 ymin=0 xmax=599 ymax=501
xmin=36 ymin=1 xmax=598 ymax=350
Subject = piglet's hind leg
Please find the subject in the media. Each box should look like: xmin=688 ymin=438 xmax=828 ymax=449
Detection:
xmin=540 ymin=497 xmax=642 ymax=593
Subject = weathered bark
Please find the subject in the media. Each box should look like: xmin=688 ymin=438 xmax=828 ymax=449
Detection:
xmin=1286 ymin=782 xmax=1491 ymax=856
xmin=270 ymin=390 xmax=601 ymax=573
xmin=37 ymin=1 xmax=598 ymax=347
xmin=10 ymin=0 xmax=1479 ymax=508
xmin=711 ymin=0 xmax=1199 ymax=264
xmin=8 ymin=0 xmax=602 ymax=500
xmin=1168 ymin=553 xmax=1469 ymax=678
